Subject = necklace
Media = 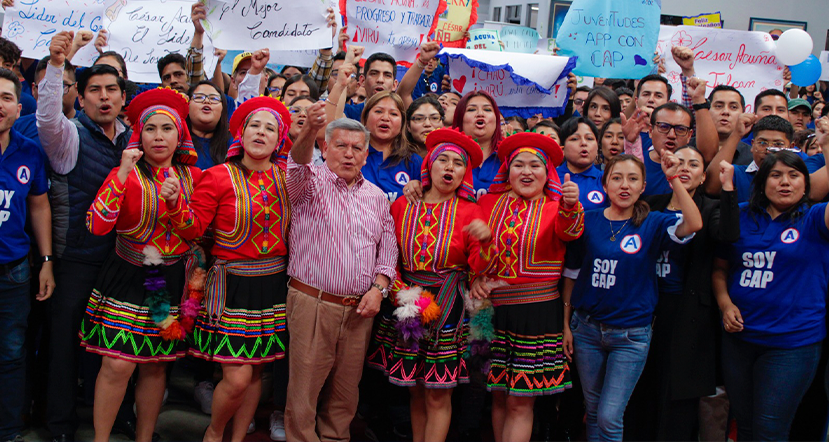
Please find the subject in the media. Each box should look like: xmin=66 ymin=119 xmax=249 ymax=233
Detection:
xmin=667 ymin=201 xmax=680 ymax=211
xmin=609 ymin=218 xmax=629 ymax=241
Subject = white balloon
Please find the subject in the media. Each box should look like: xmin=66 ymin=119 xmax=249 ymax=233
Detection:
xmin=776 ymin=29 xmax=813 ymax=66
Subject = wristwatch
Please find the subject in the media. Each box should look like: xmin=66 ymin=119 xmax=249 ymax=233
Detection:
xmin=692 ymin=100 xmax=710 ymax=111
xmin=372 ymin=282 xmax=389 ymax=298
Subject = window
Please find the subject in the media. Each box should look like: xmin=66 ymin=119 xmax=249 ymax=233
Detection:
xmin=493 ymin=6 xmax=502 ymax=22
xmin=506 ymin=5 xmax=522 ymax=24
xmin=527 ymin=4 xmax=538 ymax=28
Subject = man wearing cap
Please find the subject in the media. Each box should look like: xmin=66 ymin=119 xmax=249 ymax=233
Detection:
xmin=788 ymin=98 xmax=813 ymax=131
xmin=284 ymin=116 xmax=398 ymax=442
xmin=230 ymin=50 xmax=269 ymax=105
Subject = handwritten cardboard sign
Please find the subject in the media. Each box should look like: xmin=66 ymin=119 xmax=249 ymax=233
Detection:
xmin=2 ymin=0 xmax=104 ymax=66
xmin=466 ymin=28 xmax=501 ymax=51
xmin=435 ymin=0 xmax=477 ymax=48
xmin=501 ymin=25 xmax=539 ymax=54
xmin=657 ymin=25 xmax=783 ymax=113
xmin=101 ymin=0 xmax=217 ymax=84
xmin=202 ymin=0 xmax=332 ymax=52
xmin=556 ymin=0 xmax=661 ymax=78
xmin=438 ymin=48 xmax=576 ymax=118
xmin=340 ymin=0 xmax=445 ymax=67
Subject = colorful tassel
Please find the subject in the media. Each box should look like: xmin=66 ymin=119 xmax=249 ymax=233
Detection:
xmin=419 ymin=292 xmax=440 ymax=324
xmin=395 ymin=316 xmax=427 ymax=350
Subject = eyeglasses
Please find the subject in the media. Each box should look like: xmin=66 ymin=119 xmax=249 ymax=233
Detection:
xmin=754 ymin=139 xmax=789 ymax=150
xmin=268 ymin=87 xmax=282 ymax=95
xmin=654 ymin=122 xmax=691 ymax=137
xmin=410 ymin=114 xmax=442 ymax=124
xmin=62 ymin=82 xmax=75 ymax=95
xmin=574 ymin=98 xmax=585 ymax=106
xmin=288 ymin=105 xmax=309 ymax=115
xmin=191 ymin=93 xmax=222 ymax=104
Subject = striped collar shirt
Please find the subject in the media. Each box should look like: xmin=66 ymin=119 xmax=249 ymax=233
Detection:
xmin=286 ymin=156 xmax=398 ymax=296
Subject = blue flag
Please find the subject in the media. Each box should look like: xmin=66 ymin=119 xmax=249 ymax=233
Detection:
xmin=556 ymin=0 xmax=661 ymax=78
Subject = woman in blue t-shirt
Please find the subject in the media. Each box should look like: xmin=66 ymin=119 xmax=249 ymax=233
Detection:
xmin=556 ymin=117 xmax=608 ymax=211
xmin=713 ymin=151 xmax=829 ymax=441
xmin=561 ymin=153 xmax=703 ymax=441
xmin=360 ymin=91 xmax=423 ymax=202
xmin=186 ymin=81 xmax=231 ymax=170
xmin=625 ymin=147 xmax=740 ymax=440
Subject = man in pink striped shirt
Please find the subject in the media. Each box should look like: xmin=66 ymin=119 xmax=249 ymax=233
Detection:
xmin=284 ymin=113 xmax=398 ymax=442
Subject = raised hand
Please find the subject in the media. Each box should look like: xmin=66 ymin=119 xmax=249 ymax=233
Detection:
xmin=249 ymin=48 xmax=270 ymax=76
xmin=345 ymin=45 xmax=365 ymax=64
xmin=49 ymin=31 xmax=74 ymax=67
xmin=661 ymin=151 xmax=680 ymax=179
xmin=73 ymin=30 xmax=94 ymax=50
xmin=325 ymin=7 xmax=337 ymax=38
xmin=191 ymin=2 xmax=207 ymax=34
xmin=338 ymin=26 xmax=349 ymax=52
xmin=686 ymin=77 xmax=708 ymax=104
xmin=214 ymin=48 xmax=227 ymax=62
xmin=159 ymin=168 xmax=181 ymax=209
xmin=621 ymin=109 xmax=650 ymax=143
xmin=561 ymin=173 xmax=580 ymax=209
xmin=305 ymin=101 xmax=327 ymax=131
xmin=734 ymin=113 xmax=757 ymax=138
xmin=719 ymin=160 xmax=735 ymax=192
xmin=418 ymin=40 xmax=441 ymax=65
xmin=94 ymin=29 xmax=108 ymax=54
xmin=463 ymin=219 xmax=492 ymax=243
xmin=117 ymin=149 xmax=142 ymax=184
xmin=671 ymin=46 xmax=695 ymax=75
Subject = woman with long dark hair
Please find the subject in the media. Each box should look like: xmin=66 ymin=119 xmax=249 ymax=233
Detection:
xmin=406 ymin=94 xmax=445 ymax=158
xmin=713 ymin=151 xmax=829 ymax=441
xmin=624 ymin=146 xmax=740 ymax=440
xmin=187 ymin=80 xmax=231 ymax=170
xmin=582 ymin=87 xmax=622 ymax=129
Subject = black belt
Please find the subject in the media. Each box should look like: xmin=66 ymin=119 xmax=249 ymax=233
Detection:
xmin=0 ymin=255 xmax=27 ymax=275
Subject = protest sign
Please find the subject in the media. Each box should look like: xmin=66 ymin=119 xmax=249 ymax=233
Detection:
xmin=2 ymin=0 xmax=105 ymax=66
xmin=435 ymin=0 xmax=477 ymax=48
xmin=202 ymin=0 xmax=332 ymax=52
xmin=340 ymin=0 xmax=445 ymax=67
xmin=466 ymin=29 xmax=501 ymax=51
xmin=437 ymin=48 xmax=576 ymax=118
xmin=101 ymin=0 xmax=217 ymax=84
xmin=682 ymin=12 xmax=722 ymax=28
xmin=657 ymin=25 xmax=783 ymax=113
xmin=555 ymin=0 xmax=661 ymax=79
xmin=819 ymin=51 xmax=829 ymax=82
xmin=501 ymin=26 xmax=539 ymax=54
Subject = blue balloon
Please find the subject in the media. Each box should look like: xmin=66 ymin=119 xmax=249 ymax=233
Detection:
xmin=790 ymin=54 xmax=822 ymax=87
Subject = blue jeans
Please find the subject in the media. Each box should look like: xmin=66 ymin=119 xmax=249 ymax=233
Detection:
xmin=570 ymin=310 xmax=652 ymax=442
xmin=722 ymin=333 xmax=821 ymax=441
xmin=0 ymin=260 xmax=31 ymax=440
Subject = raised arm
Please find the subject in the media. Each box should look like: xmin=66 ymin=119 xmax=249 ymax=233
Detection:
xmin=686 ymin=77 xmax=719 ymax=164
xmin=37 ymin=31 xmax=81 ymax=175
xmin=555 ymin=175 xmax=585 ymax=241
xmin=237 ymin=49 xmax=269 ymax=104
xmin=713 ymin=161 xmax=741 ymax=242
xmin=809 ymin=118 xmax=829 ymax=201
xmin=663 ymin=152 xmax=703 ymax=237
xmin=307 ymin=8 xmax=339 ymax=90
xmin=186 ymin=2 xmax=207 ymax=84
xmin=326 ymin=46 xmax=363 ymax=122
xmin=66 ymin=30 xmax=93 ymax=62
xmin=396 ymin=41 xmax=441 ymax=109
xmin=704 ymin=113 xmax=755 ymax=196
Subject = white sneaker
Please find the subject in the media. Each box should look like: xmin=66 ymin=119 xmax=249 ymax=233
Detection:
xmin=194 ymin=381 xmax=214 ymax=415
xmin=269 ymin=410 xmax=286 ymax=441
xmin=247 ymin=419 xmax=256 ymax=434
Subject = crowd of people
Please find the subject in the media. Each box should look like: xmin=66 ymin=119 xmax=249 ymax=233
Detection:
xmin=2 ymin=2 xmax=829 ymax=442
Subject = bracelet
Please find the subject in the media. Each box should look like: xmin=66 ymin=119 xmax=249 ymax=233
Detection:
xmin=416 ymin=58 xmax=427 ymax=69
xmin=563 ymin=301 xmax=572 ymax=307
xmin=42 ymin=255 xmax=53 ymax=263
xmin=667 ymin=174 xmax=681 ymax=181
xmin=325 ymin=98 xmax=338 ymax=106
xmin=692 ymin=100 xmax=710 ymax=111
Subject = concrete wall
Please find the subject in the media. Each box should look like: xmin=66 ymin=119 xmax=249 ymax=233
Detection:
xmin=484 ymin=0 xmax=827 ymax=54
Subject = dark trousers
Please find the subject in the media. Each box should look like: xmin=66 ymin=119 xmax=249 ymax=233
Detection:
xmin=0 ymin=261 xmax=32 ymax=440
xmin=46 ymin=259 xmax=100 ymax=436
xmin=722 ymin=333 xmax=821 ymax=441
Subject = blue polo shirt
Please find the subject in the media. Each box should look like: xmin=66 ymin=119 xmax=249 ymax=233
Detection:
xmin=12 ymin=113 xmax=40 ymax=151
xmin=566 ymin=208 xmax=693 ymax=328
xmin=806 ymin=153 xmax=825 ymax=173
xmin=0 ymin=129 xmax=49 ymax=263
xmin=361 ymin=145 xmax=423 ymax=202
xmin=192 ymin=135 xmax=234 ymax=171
xmin=643 ymin=150 xmax=671 ymax=196
xmin=733 ymin=163 xmax=755 ymax=203
xmin=344 ymin=102 xmax=366 ymax=121
xmin=556 ymin=163 xmax=607 ymax=210
xmin=716 ymin=203 xmax=829 ymax=348
xmin=473 ymin=151 xmax=501 ymax=199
